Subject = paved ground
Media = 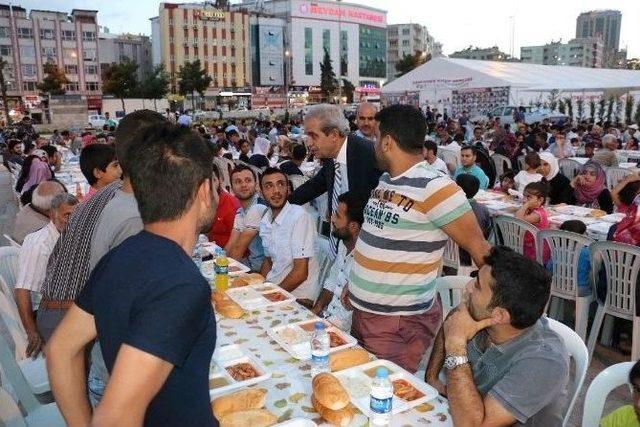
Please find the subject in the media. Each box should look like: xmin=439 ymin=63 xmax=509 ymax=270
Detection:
xmin=0 ymin=164 xmax=631 ymax=425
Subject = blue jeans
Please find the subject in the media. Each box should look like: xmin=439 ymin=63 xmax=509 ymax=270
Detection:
xmin=88 ymin=341 xmax=109 ymax=407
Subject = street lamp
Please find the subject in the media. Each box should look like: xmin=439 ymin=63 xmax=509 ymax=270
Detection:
xmin=284 ymin=50 xmax=291 ymax=109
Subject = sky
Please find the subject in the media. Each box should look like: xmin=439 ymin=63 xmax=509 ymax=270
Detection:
xmin=16 ymin=0 xmax=640 ymax=58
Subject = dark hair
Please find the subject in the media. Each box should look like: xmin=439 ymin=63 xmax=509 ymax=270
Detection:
xmin=484 ymin=246 xmax=551 ymax=328
xmin=126 ymin=123 xmax=213 ymax=224
xmin=375 ymin=105 xmax=426 ymax=154
xmin=629 ymin=359 xmax=640 ymax=384
xmin=454 ymin=132 xmax=465 ymax=143
xmin=115 ymin=110 xmax=167 ymax=175
xmin=230 ymin=164 xmax=257 ymax=181
xmin=460 ymin=145 xmax=476 ymax=156
xmin=41 ymin=144 xmax=57 ymax=158
xmin=226 ymin=129 xmax=239 ymax=138
xmin=618 ymin=181 xmax=640 ymax=206
xmin=524 ymin=152 xmax=541 ymax=169
xmin=80 ymin=144 xmax=117 ymax=185
xmin=259 ymin=166 xmax=287 ymax=188
xmin=250 ymin=154 xmax=270 ymax=169
xmin=456 ymin=173 xmax=480 ymax=199
xmin=423 ymin=140 xmax=437 ymax=155
xmin=523 ymin=181 xmax=549 ymax=204
xmin=292 ymin=144 xmax=307 ymax=161
xmin=559 ymin=219 xmax=586 ymax=235
xmin=337 ymin=191 xmax=366 ymax=226
xmin=585 ymin=142 xmax=595 ymax=149
xmin=500 ymin=170 xmax=515 ymax=181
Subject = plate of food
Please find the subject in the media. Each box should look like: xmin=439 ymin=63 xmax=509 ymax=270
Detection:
xmin=268 ymin=319 xmax=357 ymax=360
xmin=225 ymin=283 xmax=296 ymax=310
xmin=333 ymin=359 xmax=438 ymax=415
xmin=209 ymin=344 xmax=272 ymax=397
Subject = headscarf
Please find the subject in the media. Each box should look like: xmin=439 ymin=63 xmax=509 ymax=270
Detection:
xmin=539 ymin=152 xmax=560 ymax=180
xmin=252 ymin=136 xmax=270 ymax=156
xmin=573 ymin=160 xmax=606 ymax=205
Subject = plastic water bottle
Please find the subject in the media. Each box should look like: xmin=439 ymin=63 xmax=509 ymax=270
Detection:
xmin=192 ymin=234 xmax=208 ymax=270
xmin=369 ymin=367 xmax=393 ymax=426
xmin=214 ymin=248 xmax=229 ymax=292
xmin=310 ymin=322 xmax=330 ymax=376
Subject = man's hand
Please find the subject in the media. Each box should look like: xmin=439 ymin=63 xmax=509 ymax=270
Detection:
xmin=26 ymin=330 xmax=44 ymax=358
xmin=340 ymin=283 xmax=353 ymax=311
xmin=443 ymin=300 xmax=497 ymax=351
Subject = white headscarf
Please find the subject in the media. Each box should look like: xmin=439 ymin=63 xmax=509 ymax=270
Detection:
xmin=539 ymin=151 xmax=560 ymax=180
xmin=252 ymin=136 xmax=271 ymax=156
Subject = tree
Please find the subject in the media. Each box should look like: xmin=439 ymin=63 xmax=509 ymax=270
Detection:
xmin=635 ymin=102 xmax=640 ymax=125
xmin=606 ymin=96 xmax=615 ymax=123
xmin=614 ymin=96 xmax=623 ymax=123
xmin=341 ymin=78 xmax=355 ymax=103
xmin=395 ymin=51 xmax=430 ymax=78
xmin=102 ymin=58 xmax=139 ymax=113
xmin=177 ymin=60 xmax=212 ymax=110
xmin=0 ymin=58 xmax=11 ymax=125
xmin=564 ymin=98 xmax=573 ymax=123
xmin=547 ymin=90 xmax=560 ymax=112
xmin=589 ymin=99 xmax=596 ymax=123
xmin=597 ymin=98 xmax=606 ymax=123
xmin=558 ymin=99 xmax=566 ymax=115
xmin=319 ymin=48 xmax=338 ymax=103
xmin=139 ymin=64 xmax=171 ymax=111
xmin=37 ymin=62 xmax=68 ymax=95
xmin=625 ymin=95 xmax=635 ymax=124
xmin=576 ymin=98 xmax=584 ymax=123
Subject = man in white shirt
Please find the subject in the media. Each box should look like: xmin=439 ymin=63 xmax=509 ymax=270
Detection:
xmin=354 ymin=102 xmax=378 ymax=142
xmin=14 ymin=193 xmax=78 ymax=357
xmin=259 ymin=167 xmax=320 ymax=307
xmin=423 ymin=140 xmax=450 ymax=175
xmin=312 ymin=191 xmax=365 ymax=331
xmin=177 ymin=111 xmax=192 ymax=127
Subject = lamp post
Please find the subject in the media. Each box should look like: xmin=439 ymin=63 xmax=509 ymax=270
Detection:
xmin=284 ymin=49 xmax=291 ymax=109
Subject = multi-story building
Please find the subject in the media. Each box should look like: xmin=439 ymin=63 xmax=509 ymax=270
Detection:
xmin=520 ymin=38 xmax=604 ymax=68
xmin=386 ymin=23 xmax=441 ymax=82
xmin=0 ymin=4 xmax=100 ymax=111
xmin=449 ymin=46 xmax=510 ymax=61
xmin=98 ymin=30 xmax=152 ymax=82
xmin=576 ymin=10 xmax=624 ymax=68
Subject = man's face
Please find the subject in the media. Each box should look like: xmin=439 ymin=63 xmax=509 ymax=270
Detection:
xmin=105 ymin=112 xmax=110 ymax=118
xmin=374 ymin=134 xmax=390 ymax=172
xmin=304 ymin=117 xmax=340 ymax=159
xmin=473 ymin=129 xmax=483 ymax=140
xmin=231 ymin=169 xmax=256 ymax=201
xmin=51 ymin=202 xmax=76 ymax=232
xmin=12 ymin=144 xmax=22 ymax=155
xmin=422 ymin=147 xmax=434 ymax=161
xmin=436 ymin=127 xmax=447 ymax=138
xmin=230 ymin=134 xmax=240 ymax=145
xmin=555 ymin=134 xmax=566 ymax=145
xmin=465 ymin=266 xmax=495 ymax=322
xmin=98 ymin=160 xmax=122 ymax=184
xmin=330 ymin=202 xmax=353 ymax=241
xmin=356 ymin=105 xmax=377 ymax=138
xmin=240 ymin=141 xmax=250 ymax=154
xmin=261 ymin=172 xmax=289 ymax=209
xmin=460 ymin=149 xmax=476 ymax=167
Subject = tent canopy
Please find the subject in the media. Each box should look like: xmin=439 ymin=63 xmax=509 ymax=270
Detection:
xmin=382 ymin=57 xmax=640 ymax=93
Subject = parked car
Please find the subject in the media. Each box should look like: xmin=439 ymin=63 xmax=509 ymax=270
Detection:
xmin=471 ymin=106 xmax=568 ymax=125
xmin=88 ymin=114 xmax=107 ymax=129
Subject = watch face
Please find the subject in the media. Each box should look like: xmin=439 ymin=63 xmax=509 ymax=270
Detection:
xmin=444 ymin=356 xmax=456 ymax=370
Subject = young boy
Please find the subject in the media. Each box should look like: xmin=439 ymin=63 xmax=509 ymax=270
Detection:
xmin=79 ymin=144 xmax=122 ymax=200
xmin=455 ymin=173 xmax=492 ymax=266
xmin=600 ymin=359 xmax=640 ymax=427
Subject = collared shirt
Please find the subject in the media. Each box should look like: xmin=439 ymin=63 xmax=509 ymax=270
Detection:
xmin=322 ymin=242 xmax=354 ymax=332
xmin=259 ymin=202 xmax=321 ymax=301
xmin=427 ymin=157 xmax=449 ymax=175
xmin=177 ymin=114 xmax=192 ymax=127
xmin=12 ymin=204 xmax=49 ymax=244
xmin=15 ymin=221 xmax=60 ymax=310
xmin=355 ymin=129 xmax=375 ymax=142
xmin=453 ymin=164 xmax=489 ymax=190
xmin=334 ymin=136 xmax=349 ymax=198
xmin=41 ymin=180 xmax=121 ymax=301
xmin=232 ymin=195 xmax=268 ymax=272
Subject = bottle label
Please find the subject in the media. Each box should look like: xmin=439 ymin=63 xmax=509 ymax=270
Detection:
xmin=214 ymin=264 xmax=228 ymax=275
xmin=370 ymin=395 xmax=392 ymax=414
xmin=311 ymin=353 xmax=328 ymax=364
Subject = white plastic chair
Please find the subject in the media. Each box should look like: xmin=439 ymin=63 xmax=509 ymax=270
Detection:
xmin=545 ymin=317 xmax=589 ymax=426
xmin=516 ymin=155 xmax=526 ymax=171
xmin=442 ymin=238 xmax=476 ymax=277
xmin=537 ymin=230 xmax=595 ymax=340
xmin=439 ymin=148 xmax=460 ymax=173
xmin=559 ymin=158 xmax=581 ymax=179
xmin=587 ymin=241 xmax=640 ymax=361
xmin=315 ymin=235 xmax=333 ymax=290
xmin=0 ymin=245 xmax=20 ymax=291
xmin=435 ymin=275 xmax=471 ymax=318
xmin=490 ymin=153 xmax=512 ymax=178
xmin=605 ymin=167 xmax=632 ymax=191
xmin=582 ymin=361 xmax=635 ymax=427
xmin=493 ymin=215 xmax=539 ymax=256
xmin=0 ymin=385 xmax=64 ymax=427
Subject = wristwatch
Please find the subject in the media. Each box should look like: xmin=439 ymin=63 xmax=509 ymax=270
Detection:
xmin=444 ymin=354 xmax=469 ymax=370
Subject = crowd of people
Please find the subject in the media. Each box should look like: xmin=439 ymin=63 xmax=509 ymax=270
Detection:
xmin=2 ymin=100 xmax=640 ymax=427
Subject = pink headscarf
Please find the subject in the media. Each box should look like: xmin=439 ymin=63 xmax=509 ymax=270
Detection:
xmin=573 ymin=160 xmax=606 ymax=205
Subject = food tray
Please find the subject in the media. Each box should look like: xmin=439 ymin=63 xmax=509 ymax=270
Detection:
xmin=225 ymin=283 xmax=296 ymax=310
xmin=267 ymin=318 xmax=357 ymax=360
xmin=333 ymin=359 xmax=438 ymax=416
xmin=275 ymin=418 xmax=317 ymax=427
xmin=201 ymin=258 xmax=251 ymax=279
xmin=599 ymin=213 xmax=626 ymax=223
xmin=548 ymin=214 xmax=598 ymax=226
xmin=474 ymin=190 xmax=505 ymax=201
xmin=552 ymin=205 xmax=595 ymax=217
xmin=209 ymin=344 xmax=272 ymax=397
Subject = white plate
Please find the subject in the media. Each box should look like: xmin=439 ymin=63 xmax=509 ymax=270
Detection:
xmin=225 ymin=283 xmax=296 ymax=310
xmin=209 ymin=344 xmax=272 ymax=397
xmin=333 ymin=359 xmax=439 ymax=416
xmin=552 ymin=205 xmax=594 ymax=217
xmin=268 ymin=319 xmax=357 ymax=360
xmin=599 ymin=213 xmax=626 ymax=223
xmin=201 ymin=258 xmax=250 ymax=279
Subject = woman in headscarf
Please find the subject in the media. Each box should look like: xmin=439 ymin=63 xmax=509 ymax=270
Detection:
xmin=570 ymin=160 xmax=614 ymax=213
xmin=539 ymin=152 xmax=574 ymax=205
xmin=610 ymin=174 xmax=640 ymax=245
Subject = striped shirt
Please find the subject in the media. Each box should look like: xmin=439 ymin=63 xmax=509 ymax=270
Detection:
xmin=348 ymin=161 xmax=470 ymax=315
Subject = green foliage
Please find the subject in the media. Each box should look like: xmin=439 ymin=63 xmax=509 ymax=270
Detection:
xmin=320 ymin=48 xmax=338 ymax=102
xmin=597 ymin=98 xmax=606 ymax=122
xmin=606 ymin=97 xmax=615 ymax=122
xmin=625 ymin=95 xmax=634 ymax=124
xmin=102 ymin=58 xmax=139 ymax=112
xmin=341 ymin=78 xmax=355 ymax=103
xmin=37 ymin=62 xmax=69 ymax=95
xmin=177 ymin=60 xmax=212 ymax=109
xmin=576 ymin=98 xmax=584 ymax=122
xmin=139 ymin=64 xmax=170 ymax=100
xmin=589 ymin=99 xmax=596 ymax=122
xmin=395 ymin=51 xmax=430 ymax=78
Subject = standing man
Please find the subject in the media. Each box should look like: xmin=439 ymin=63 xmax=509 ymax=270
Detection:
xmin=177 ymin=110 xmax=192 ymax=127
xmin=344 ymin=104 xmax=491 ymax=373
xmin=289 ymin=104 xmax=380 ymax=256
xmin=46 ymin=123 xmax=219 ymax=427
xmin=354 ymin=102 xmax=379 ymax=142
xmin=104 ymin=112 xmax=117 ymax=128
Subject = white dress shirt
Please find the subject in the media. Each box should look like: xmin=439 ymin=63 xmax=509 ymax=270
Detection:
xmin=322 ymin=242 xmax=354 ymax=332
xmin=427 ymin=157 xmax=449 ymax=175
xmin=259 ymin=202 xmax=321 ymax=301
xmin=15 ymin=221 xmax=59 ymax=310
xmin=334 ymin=136 xmax=349 ymax=198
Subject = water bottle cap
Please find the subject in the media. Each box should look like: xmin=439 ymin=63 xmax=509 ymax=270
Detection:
xmin=314 ymin=322 xmax=325 ymax=330
xmin=214 ymin=247 xmax=223 ymax=255
xmin=375 ymin=367 xmax=389 ymax=378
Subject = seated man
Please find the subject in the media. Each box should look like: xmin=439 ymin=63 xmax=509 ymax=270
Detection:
xmin=453 ymin=146 xmax=489 ymax=190
xmin=592 ymin=134 xmax=620 ymax=168
xmin=14 ymin=193 xmax=78 ymax=357
xmin=455 ymin=174 xmax=492 ymax=266
xmin=423 ymin=140 xmax=449 ymax=175
xmin=425 ymin=246 xmax=569 ymax=426
xmin=225 ymin=165 xmax=267 ymax=272
xmin=207 ymin=163 xmax=241 ymax=248
xmin=279 ymin=144 xmax=307 ymax=177
xmin=12 ymin=180 xmax=66 ymax=244
xmin=600 ymin=359 xmax=640 ymax=427
xmin=311 ymin=191 xmax=366 ymax=331
xmin=259 ymin=167 xmax=321 ymax=307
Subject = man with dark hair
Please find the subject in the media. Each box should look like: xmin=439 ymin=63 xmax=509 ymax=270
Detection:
xmin=455 ymin=174 xmax=492 ymax=265
xmin=225 ymin=165 xmax=267 ymax=271
xmin=422 ymin=140 xmax=449 ymax=175
xmin=259 ymin=167 xmax=320 ymax=306
xmin=436 ymin=122 xmax=453 ymax=146
xmin=426 ymin=246 xmax=569 ymax=427
xmin=47 ymin=123 xmax=219 ymax=427
xmin=280 ymin=144 xmax=307 ymax=176
xmin=207 ymin=163 xmax=241 ymax=247
xmin=344 ymin=104 xmax=491 ymax=373
xmin=453 ymin=146 xmax=489 ymax=190
xmin=312 ymin=191 xmax=365 ymax=331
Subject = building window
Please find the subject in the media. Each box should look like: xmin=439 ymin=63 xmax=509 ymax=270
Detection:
xmin=402 ymin=28 xmax=410 ymax=35
xmin=61 ymin=30 xmax=76 ymax=41
xmin=63 ymin=48 xmax=77 ymax=59
xmin=83 ymin=48 xmax=96 ymax=61
xmin=82 ymin=31 xmax=96 ymax=42
xmin=17 ymin=27 xmax=33 ymax=39
xmin=323 ymin=29 xmax=330 ymax=53
xmin=2 ymin=64 xmax=13 ymax=79
xmin=65 ymin=64 xmax=78 ymax=74
xmin=40 ymin=28 xmax=55 ymax=39
xmin=359 ymin=26 xmax=386 ymax=78
xmin=85 ymin=65 xmax=98 ymax=75
xmin=85 ymin=82 xmax=99 ymax=91
xmin=340 ymin=30 xmax=348 ymax=76
xmin=42 ymin=46 xmax=57 ymax=57
xmin=22 ymin=63 xmax=37 ymax=77
xmin=20 ymin=45 xmax=35 ymax=58
xmin=402 ymin=40 xmax=409 ymax=46
xmin=0 ymin=45 xmax=10 ymax=56
xmin=0 ymin=27 xmax=10 ymax=38
xmin=304 ymin=27 xmax=313 ymax=75
xmin=65 ymin=82 xmax=79 ymax=92
xmin=23 ymin=81 xmax=37 ymax=91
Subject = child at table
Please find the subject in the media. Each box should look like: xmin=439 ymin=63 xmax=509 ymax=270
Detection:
xmin=515 ymin=181 xmax=550 ymax=262
xmin=545 ymin=220 xmax=592 ymax=297
xmin=600 ymin=359 xmax=640 ymax=427
xmin=493 ymin=170 xmax=515 ymax=194
xmin=513 ymin=152 xmax=543 ymax=191
xmin=79 ymin=143 xmax=122 ymax=200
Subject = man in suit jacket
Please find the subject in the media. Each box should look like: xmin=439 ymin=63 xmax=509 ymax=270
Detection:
xmin=289 ymin=104 xmax=381 ymax=255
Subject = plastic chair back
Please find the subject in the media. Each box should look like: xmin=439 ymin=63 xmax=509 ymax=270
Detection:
xmin=0 ymin=333 xmax=40 ymax=413
xmin=582 ymin=361 xmax=635 ymax=427
xmin=440 ymin=148 xmax=459 ymax=172
xmin=545 ymin=317 xmax=589 ymax=426
xmin=605 ymin=167 xmax=632 ymax=191
xmin=537 ymin=230 xmax=594 ymax=299
xmin=442 ymin=238 xmax=460 ymax=271
xmin=559 ymin=158 xmax=581 ymax=179
xmin=0 ymin=246 xmax=19 ymax=291
xmin=0 ymin=289 xmax=26 ymax=359
xmin=0 ymin=386 xmax=27 ymax=427
xmin=516 ymin=155 xmax=526 ymax=171
xmin=493 ymin=215 xmax=539 ymax=256
xmin=435 ymin=276 xmax=470 ymax=317
xmin=315 ymin=235 xmax=333 ymax=288
xmin=490 ymin=153 xmax=512 ymax=179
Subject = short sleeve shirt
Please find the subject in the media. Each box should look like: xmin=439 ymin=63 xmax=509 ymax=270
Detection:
xmin=600 ymin=405 xmax=640 ymax=427
xmin=232 ymin=195 xmax=268 ymax=271
xmin=76 ymin=231 xmax=217 ymax=427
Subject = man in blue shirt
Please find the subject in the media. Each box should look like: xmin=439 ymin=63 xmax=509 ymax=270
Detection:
xmin=46 ymin=123 xmax=220 ymax=427
xmin=453 ymin=146 xmax=489 ymax=190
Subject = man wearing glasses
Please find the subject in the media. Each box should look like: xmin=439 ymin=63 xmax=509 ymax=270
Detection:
xmin=354 ymin=102 xmax=379 ymax=142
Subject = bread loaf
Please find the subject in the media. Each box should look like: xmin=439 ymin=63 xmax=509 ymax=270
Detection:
xmin=211 ymin=387 xmax=267 ymax=418
xmin=232 ymin=273 xmax=265 ymax=288
xmin=218 ymin=409 xmax=277 ymax=427
xmin=311 ymin=373 xmax=350 ymax=410
xmin=311 ymin=395 xmax=355 ymax=427
xmin=329 ymin=348 xmax=370 ymax=372
xmin=212 ymin=291 xmax=245 ymax=319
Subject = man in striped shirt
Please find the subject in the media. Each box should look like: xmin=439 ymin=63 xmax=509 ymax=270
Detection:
xmin=345 ymin=104 xmax=492 ymax=373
